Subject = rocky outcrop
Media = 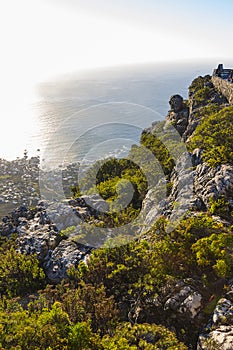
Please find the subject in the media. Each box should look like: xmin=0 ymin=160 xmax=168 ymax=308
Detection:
xmin=17 ymin=214 xmax=92 ymax=282
xmin=17 ymin=224 xmax=62 ymax=260
xmin=197 ymin=284 xmax=233 ymax=350
xmin=158 ymin=279 xmax=206 ymax=347
xmin=170 ymin=159 xmax=233 ymax=216
xmin=212 ymin=76 xmax=233 ymax=104
xmin=166 ymin=94 xmax=189 ymax=136
xmin=0 ymin=201 xmax=94 ymax=283
xmin=169 ymin=94 xmax=184 ymax=112
xmin=43 ymin=240 xmax=91 ymax=282
xmin=0 ymin=192 xmax=112 ymax=283
xmin=194 ymin=163 xmax=233 ymax=209
xmin=163 ymin=281 xmax=203 ymax=319
xmin=141 ymin=151 xmax=233 ymax=235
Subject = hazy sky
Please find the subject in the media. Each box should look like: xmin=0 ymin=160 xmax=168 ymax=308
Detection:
xmin=1 ymin=0 xmax=233 ymax=83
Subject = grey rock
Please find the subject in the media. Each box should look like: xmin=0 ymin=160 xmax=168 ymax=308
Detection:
xmin=198 ymin=296 xmax=233 ymax=350
xmin=204 ymin=81 xmax=214 ymax=88
xmin=169 ymin=94 xmax=184 ymax=112
xmin=194 ymin=163 xmax=233 ymax=209
xmin=81 ymin=194 xmax=109 ymax=213
xmin=164 ymin=284 xmax=202 ymax=318
xmin=212 ymin=298 xmax=233 ymax=325
xmin=46 ymin=202 xmax=81 ymax=231
xmin=43 ymin=240 xmax=92 ymax=282
xmin=166 ymin=107 xmax=189 ymax=136
xmin=179 ymin=292 xmax=202 ymax=318
xmin=192 ymin=148 xmax=203 ymax=167
xmin=17 ymin=224 xmax=62 ymax=260
xmin=198 ymin=326 xmax=233 ymax=350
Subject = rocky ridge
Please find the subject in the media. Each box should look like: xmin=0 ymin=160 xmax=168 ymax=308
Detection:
xmin=139 ymin=76 xmax=233 ymax=348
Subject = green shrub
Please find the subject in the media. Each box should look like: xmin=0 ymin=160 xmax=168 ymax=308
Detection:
xmin=209 ymin=196 xmax=232 ymax=219
xmin=0 ymin=302 xmax=70 ymax=349
xmin=192 ymin=232 xmax=233 ymax=277
xmin=189 ymin=75 xmax=211 ymax=95
xmin=189 ymin=106 xmax=233 ymax=166
xmin=0 ymin=247 xmax=45 ymax=298
xmin=101 ymin=322 xmax=187 ymax=349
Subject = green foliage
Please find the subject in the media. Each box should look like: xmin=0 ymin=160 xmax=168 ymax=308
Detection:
xmin=192 ymin=86 xmax=212 ymax=106
xmin=68 ymin=321 xmax=95 ymax=350
xmin=190 ymin=103 xmax=223 ymax=122
xmin=69 ymin=214 xmax=227 ymax=311
xmin=0 ymin=302 xmax=70 ymax=349
xmin=72 ymin=157 xmax=148 ymax=229
xmin=188 ymin=75 xmax=220 ymax=109
xmin=203 ymin=296 xmax=221 ymax=315
xmin=0 ymin=304 xmax=187 ymax=350
xmin=0 ymin=247 xmax=45 ymax=298
xmin=189 ymin=75 xmax=211 ymax=95
xmin=60 ymin=226 xmax=76 ymax=237
xmin=139 ymin=129 xmax=175 ymax=177
xmin=192 ymin=232 xmax=233 ymax=277
xmin=209 ymin=196 xmax=232 ymax=219
xmin=75 ymin=158 xmax=148 ymax=208
xmin=101 ymin=322 xmax=187 ymax=349
xmin=189 ymin=106 xmax=233 ymax=166
xmin=39 ymin=281 xmax=119 ymax=334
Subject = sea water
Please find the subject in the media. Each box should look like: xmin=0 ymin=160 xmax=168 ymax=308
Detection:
xmin=1 ymin=61 xmax=213 ymax=165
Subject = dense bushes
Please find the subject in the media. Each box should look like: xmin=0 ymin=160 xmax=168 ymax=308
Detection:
xmin=0 ymin=247 xmax=45 ymax=298
xmin=189 ymin=75 xmax=212 ymax=95
xmin=189 ymin=75 xmax=213 ymax=107
xmin=2 ymin=212 xmax=231 ymax=348
xmin=73 ymin=214 xmax=231 ymax=296
xmin=73 ymin=157 xmax=148 ymax=214
xmin=101 ymin=322 xmax=188 ymax=349
xmin=189 ymin=106 xmax=233 ymax=166
xmin=0 ymin=299 xmax=186 ymax=349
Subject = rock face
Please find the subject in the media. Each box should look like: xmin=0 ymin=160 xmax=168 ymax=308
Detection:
xmin=140 ymin=81 xmax=233 ymax=231
xmin=0 ymin=194 xmax=112 ymax=282
xmin=167 ymin=94 xmax=189 ymax=136
xmin=169 ymin=94 xmax=184 ymax=112
xmin=157 ymin=279 xmax=205 ymax=347
xmin=141 ymin=152 xmax=233 ymax=233
xmin=17 ymin=224 xmax=62 ymax=260
xmin=194 ymin=163 xmax=233 ymax=209
xmin=169 ymin=160 xmax=233 ymax=220
xmin=182 ymin=77 xmax=228 ymax=142
xmin=43 ymin=240 xmax=91 ymax=282
xmin=197 ymin=285 xmax=233 ymax=349
xmin=163 ymin=281 xmax=202 ymax=319
xmin=1 ymin=202 xmax=93 ymax=283
xmin=212 ymin=76 xmax=233 ymax=104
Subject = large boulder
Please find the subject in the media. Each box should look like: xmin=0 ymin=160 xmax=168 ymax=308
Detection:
xmin=169 ymin=94 xmax=184 ymax=112
xmin=167 ymin=95 xmax=189 ymax=136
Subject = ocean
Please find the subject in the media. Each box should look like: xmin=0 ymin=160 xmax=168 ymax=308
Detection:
xmin=1 ymin=61 xmax=214 ymax=166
